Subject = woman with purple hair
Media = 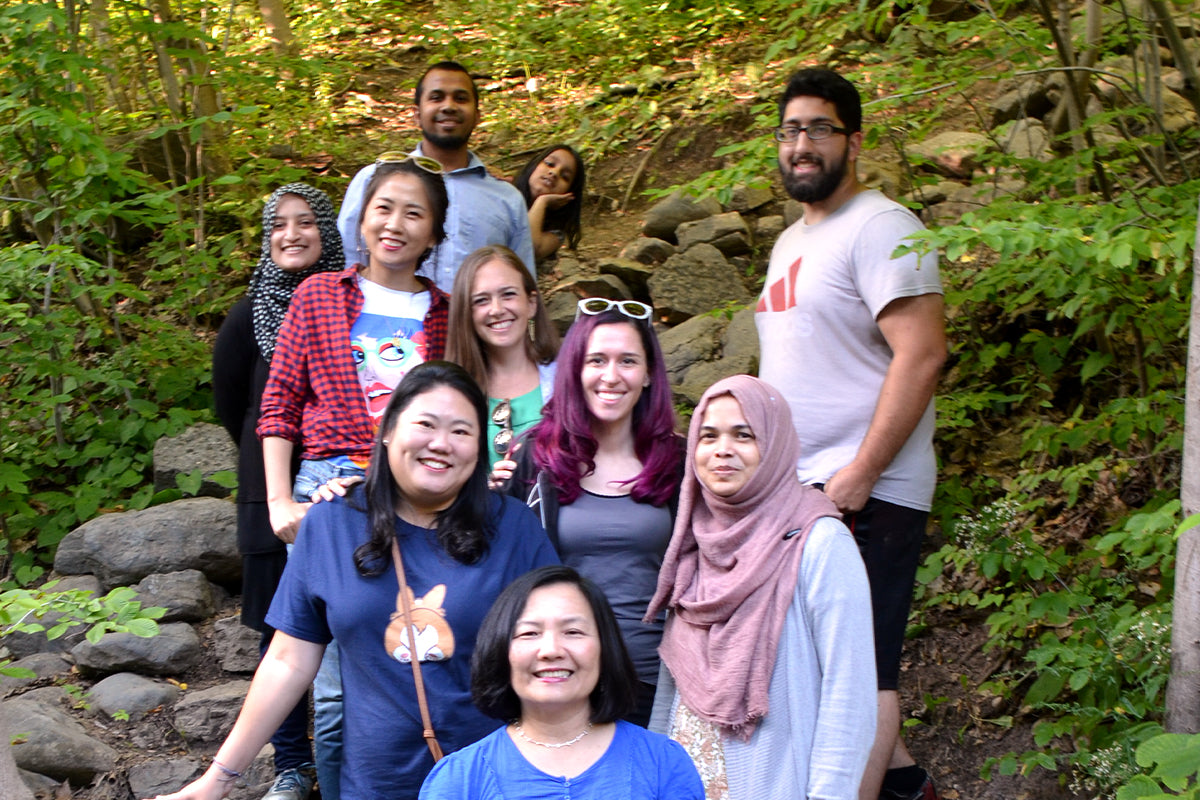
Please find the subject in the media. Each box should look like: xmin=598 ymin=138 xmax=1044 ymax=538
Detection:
xmin=492 ymin=298 xmax=683 ymax=727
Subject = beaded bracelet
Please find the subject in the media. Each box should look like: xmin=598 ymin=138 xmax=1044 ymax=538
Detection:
xmin=212 ymin=758 xmax=245 ymax=786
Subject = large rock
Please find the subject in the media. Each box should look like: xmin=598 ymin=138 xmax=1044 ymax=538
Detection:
xmin=641 ymin=192 xmax=722 ymax=242
xmin=134 ymin=570 xmax=215 ymax=623
xmin=153 ymin=422 xmax=237 ymax=498
xmin=729 ymin=183 xmax=774 ymax=213
xmin=908 ymin=131 xmax=992 ymax=178
xmin=676 ymin=212 xmax=751 ymax=257
xmin=990 ymin=77 xmax=1052 ymax=126
xmin=677 ymin=308 xmax=761 ymax=404
xmin=1 ymin=688 xmax=117 ymax=784
xmin=72 ymin=622 xmax=201 ymax=676
xmin=659 ymin=314 xmax=726 ymax=384
xmin=858 ymin=157 xmax=905 ymax=197
xmin=213 ymin=616 xmax=261 ymax=674
xmin=647 ymin=244 xmax=752 ymax=325
xmin=996 ymin=118 xmax=1052 ymax=161
xmin=0 ymin=653 xmax=71 ymax=697
xmin=597 ymin=257 xmax=654 ymax=299
xmin=619 ymin=237 xmax=676 ymax=264
xmin=755 ymin=215 xmax=785 ymax=250
xmin=127 ymin=758 xmax=204 ymax=800
xmin=172 ymin=682 xmax=251 ymax=743
xmin=88 ymin=672 xmax=181 ymax=720
xmin=54 ymin=497 xmax=239 ymax=589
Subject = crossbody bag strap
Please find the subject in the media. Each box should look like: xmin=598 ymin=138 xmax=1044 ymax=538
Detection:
xmin=390 ymin=538 xmax=445 ymax=762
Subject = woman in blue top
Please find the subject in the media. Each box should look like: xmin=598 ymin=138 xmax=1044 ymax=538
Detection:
xmin=149 ymin=363 xmax=558 ymax=800
xmin=419 ymin=565 xmax=702 ymax=800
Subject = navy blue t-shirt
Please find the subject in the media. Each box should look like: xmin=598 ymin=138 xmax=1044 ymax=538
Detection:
xmin=267 ymin=492 xmax=558 ymax=800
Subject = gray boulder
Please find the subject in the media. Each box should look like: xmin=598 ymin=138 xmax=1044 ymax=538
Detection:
xmin=88 ymin=672 xmax=181 ymax=720
xmin=1 ymin=688 xmax=117 ymax=784
xmin=0 ymin=653 xmax=71 ymax=697
xmin=619 ymin=237 xmax=676 ymax=264
xmin=54 ymin=497 xmax=238 ymax=589
xmin=127 ymin=758 xmax=204 ymax=799
xmin=659 ymin=314 xmax=726 ymax=384
xmin=153 ymin=422 xmax=237 ymax=497
xmin=641 ymin=192 xmax=722 ymax=242
xmin=72 ymin=622 xmax=201 ymax=676
xmin=213 ymin=616 xmax=261 ymax=674
xmin=597 ymin=257 xmax=654 ymax=299
xmin=858 ymin=157 xmax=906 ymax=198
xmin=729 ymin=183 xmax=774 ymax=213
xmin=647 ymin=244 xmax=752 ymax=325
xmin=134 ymin=570 xmax=215 ymax=623
xmin=676 ymin=212 xmax=751 ymax=257
xmin=754 ymin=216 xmax=786 ymax=251
xmin=908 ymin=131 xmax=992 ymax=178
xmin=990 ymin=77 xmax=1052 ymax=126
xmin=996 ymin=118 xmax=1052 ymax=161
xmin=783 ymin=199 xmax=803 ymax=227
xmin=172 ymin=681 xmax=251 ymax=744
xmin=677 ymin=308 xmax=761 ymax=404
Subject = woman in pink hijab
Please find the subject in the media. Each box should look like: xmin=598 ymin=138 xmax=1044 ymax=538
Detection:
xmin=646 ymin=374 xmax=877 ymax=800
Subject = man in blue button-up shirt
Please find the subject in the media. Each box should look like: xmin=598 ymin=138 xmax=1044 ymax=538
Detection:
xmin=338 ymin=61 xmax=535 ymax=291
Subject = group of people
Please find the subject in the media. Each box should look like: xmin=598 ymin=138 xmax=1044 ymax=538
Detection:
xmin=177 ymin=62 xmax=945 ymax=800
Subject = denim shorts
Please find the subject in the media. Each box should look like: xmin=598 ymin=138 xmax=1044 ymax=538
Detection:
xmin=291 ymin=456 xmax=366 ymax=504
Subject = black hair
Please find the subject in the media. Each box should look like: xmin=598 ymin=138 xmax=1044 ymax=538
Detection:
xmin=352 ymin=361 xmax=493 ymax=574
xmin=356 ymin=160 xmax=449 ymax=270
xmin=514 ymin=144 xmax=586 ymax=250
xmin=471 ymin=565 xmax=638 ymax=724
xmin=778 ymin=68 xmax=862 ymax=134
xmin=414 ymin=60 xmax=478 ymax=107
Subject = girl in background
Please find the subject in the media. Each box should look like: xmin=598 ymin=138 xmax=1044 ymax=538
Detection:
xmin=514 ymin=144 xmax=585 ymax=262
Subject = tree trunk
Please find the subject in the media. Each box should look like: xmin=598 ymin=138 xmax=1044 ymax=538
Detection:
xmin=258 ymin=0 xmax=295 ymax=57
xmin=1168 ymin=196 xmax=1200 ymax=733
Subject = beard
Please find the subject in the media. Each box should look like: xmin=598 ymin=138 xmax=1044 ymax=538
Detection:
xmin=779 ymin=148 xmax=849 ymax=204
xmin=422 ymin=128 xmax=471 ymax=151
xmin=421 ymin=113 xmax=473 ymax=151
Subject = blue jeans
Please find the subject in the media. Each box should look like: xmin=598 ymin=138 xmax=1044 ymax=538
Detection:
xmin=293 ymin=458 xmax=364 ymax=800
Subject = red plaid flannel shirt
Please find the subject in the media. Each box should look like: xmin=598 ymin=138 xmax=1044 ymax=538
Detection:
xmin=256 ymin=267 xmax=449 ymax=461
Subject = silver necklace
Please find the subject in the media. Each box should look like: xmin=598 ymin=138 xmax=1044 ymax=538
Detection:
xmin=514 ymin=721 xmax=594 ymax=749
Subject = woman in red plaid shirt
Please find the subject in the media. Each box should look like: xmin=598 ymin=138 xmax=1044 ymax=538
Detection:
xmin=256 ymin=158 xmax=452 ymax=800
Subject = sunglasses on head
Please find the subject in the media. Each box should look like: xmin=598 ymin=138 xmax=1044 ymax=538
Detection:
xmin=375 ymin=152 xmax=444 ymax=174
xmin=574 ymin=297 xmax=653 ymax=322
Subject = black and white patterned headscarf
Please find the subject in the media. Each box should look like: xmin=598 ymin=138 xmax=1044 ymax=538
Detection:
xmin=248 ymin=183 xmax=344 ymax=360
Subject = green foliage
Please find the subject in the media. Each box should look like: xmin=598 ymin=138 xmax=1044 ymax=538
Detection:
xmin=1114 ymin=732 xmax=1200 ymax=799
xmin=0 ymin=582 xmax=165 ymax=678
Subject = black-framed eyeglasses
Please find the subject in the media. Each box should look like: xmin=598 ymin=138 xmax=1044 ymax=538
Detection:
xmin=574 ymin=297 xmax=653 ymax=322
xmin=491 ymin=399 xmax=513 ymax=457
xmin=772 ymin=123 xmax=850 ymax=143
xmin=375 ymin=152 xmax=444 ymax=174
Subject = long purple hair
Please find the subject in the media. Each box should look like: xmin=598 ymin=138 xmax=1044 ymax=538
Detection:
xmin=529 ymin=311 xmax=680 ymax=505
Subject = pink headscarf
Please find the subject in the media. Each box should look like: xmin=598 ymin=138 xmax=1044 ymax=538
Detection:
xmin=645 ymin=375 xmax=839 ymax=736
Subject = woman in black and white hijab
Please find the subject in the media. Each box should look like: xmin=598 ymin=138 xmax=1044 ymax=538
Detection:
xmin=211 ymin=182 xmax=343 ymax=798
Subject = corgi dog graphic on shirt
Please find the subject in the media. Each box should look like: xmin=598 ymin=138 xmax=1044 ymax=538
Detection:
xmin=384 ymin=583 xmax=455 ymax=663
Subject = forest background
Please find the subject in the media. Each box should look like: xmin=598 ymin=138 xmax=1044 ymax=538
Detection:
xmin=2 ymin=0 xmax=1200 ymax=796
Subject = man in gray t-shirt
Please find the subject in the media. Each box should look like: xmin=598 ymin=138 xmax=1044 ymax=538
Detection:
xmin=755 ymin=68 xmax=946 ymax=800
